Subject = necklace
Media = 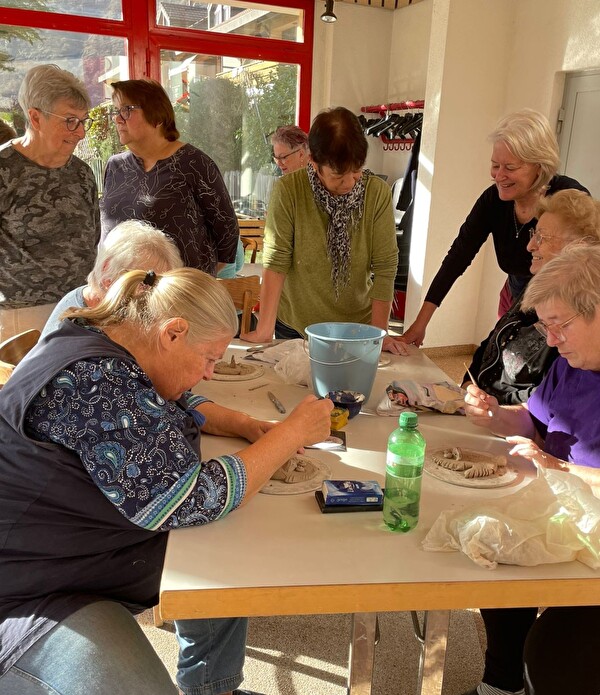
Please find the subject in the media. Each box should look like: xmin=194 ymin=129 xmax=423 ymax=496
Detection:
xmin=512 ymin=204 xmax=530 ymax=239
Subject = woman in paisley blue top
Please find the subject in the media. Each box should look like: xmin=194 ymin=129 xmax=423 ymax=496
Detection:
xmin=0 ymin=267 xmax=332 ymax=695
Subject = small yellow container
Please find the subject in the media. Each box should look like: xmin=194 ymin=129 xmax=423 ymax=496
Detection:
xmin=330 ymin=407 xmax=350 ymax=430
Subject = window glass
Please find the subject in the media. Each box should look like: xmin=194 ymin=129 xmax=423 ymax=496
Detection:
xmin=157 ymin=0 xmax=303 ymax=43
xmin=0 ymin=0 xmax=122 ymax=21
xmin=0 ymin=25 xmax=127 ymax=189
xmin=161 ymin=50 xmax=298 ymax=217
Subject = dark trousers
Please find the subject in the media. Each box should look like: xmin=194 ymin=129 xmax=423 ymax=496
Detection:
xmin=481 ymin=606 xmax=600 ymax=694
xmin=274 ymin=319 xmax=303 ymax=340
xmin=523 ymin=606 xmax=600 ymax=695
xmin=481 ymin=607 xmax=538 ymax=692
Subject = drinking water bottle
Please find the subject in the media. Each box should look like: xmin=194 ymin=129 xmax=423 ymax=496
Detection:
xmin=383 ymin=411 xmax=425 ymax=532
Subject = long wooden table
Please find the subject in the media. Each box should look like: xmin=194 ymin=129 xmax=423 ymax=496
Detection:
xmin=159 ymin=344 xmax=599 ymax=694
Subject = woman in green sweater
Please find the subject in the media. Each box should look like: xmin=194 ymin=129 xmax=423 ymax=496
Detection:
xmin=242 ymin=107 xmax=407 ymax=354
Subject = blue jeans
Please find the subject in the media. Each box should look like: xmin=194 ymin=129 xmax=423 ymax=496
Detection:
xmin=0 ymin=601 xmax=247 ymax=695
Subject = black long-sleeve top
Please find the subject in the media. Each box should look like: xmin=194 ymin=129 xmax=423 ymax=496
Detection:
xmin=425 ymin=175 xmax=588 ymax=306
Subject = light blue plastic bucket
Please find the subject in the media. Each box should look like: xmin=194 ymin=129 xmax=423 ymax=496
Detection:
xmin=305 ymin=322 xmax=386 ymax=399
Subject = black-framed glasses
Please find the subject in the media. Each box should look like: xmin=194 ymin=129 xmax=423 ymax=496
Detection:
xmin=109 ymin=105 xmax=143 ymax=121
xmin=529 ymin=228 xmax=558 ymax=246
xmin=36 ymin=109 xmax=94 ymax=132
xmin=273 ymin=147 xmax=301 ymax=163
xmin=534 ymin=311 xmax=583 ymax=342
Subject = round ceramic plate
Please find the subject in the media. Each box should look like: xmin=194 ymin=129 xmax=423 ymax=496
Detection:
xmin=424 ymin=449 xmax=518 ymax=489
xmin=211 ymin=363 xmax=264 ymax=382
xmin=260 ymin=457 xmax=331 ymax=495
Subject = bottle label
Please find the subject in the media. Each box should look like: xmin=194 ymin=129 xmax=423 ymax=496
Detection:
xmin=386 ymin=451 xmax=423 ymax=478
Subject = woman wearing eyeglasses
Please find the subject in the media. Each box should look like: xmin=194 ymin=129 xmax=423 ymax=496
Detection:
xmin=400 ymin=109 xmax=588 ymax=348
xmin=0 ymin=64 xmax=100 ymax=342
xmin=463 ymin=243 xmax=600 ymax=695
xmin=100 ymin=79 xmax=239 ymax=277
xmin=463 ymin=190 xmax=600 ymax=404
xmin=271 ymin=125 xmax=309 ymax=174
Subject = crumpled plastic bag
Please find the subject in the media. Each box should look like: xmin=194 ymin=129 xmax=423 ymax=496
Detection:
xmin=422 ymin=468 xmax=600 ymax=570
xmin=244 ymin=339 xmax=310 ymax=386
xmin=376 ymin=379 xmax=466 ymax=416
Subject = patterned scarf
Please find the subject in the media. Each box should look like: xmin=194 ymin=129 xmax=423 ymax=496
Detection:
xmin=307 ymin=163 xmax=370 ymax=299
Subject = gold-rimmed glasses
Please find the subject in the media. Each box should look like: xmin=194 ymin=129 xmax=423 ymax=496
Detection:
xmin=529 ymin=228 xmax=558 ymax=246
xmin=534 ymin=312 xmax=583 ymax=342
xmin=36 ymin=109 xmax=94 ymax=132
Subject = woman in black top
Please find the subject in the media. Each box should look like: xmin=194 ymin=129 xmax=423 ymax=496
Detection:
xmin=401 ymin=109 xmax=588 ymax=347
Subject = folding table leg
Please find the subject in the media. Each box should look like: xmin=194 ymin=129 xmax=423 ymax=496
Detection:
xmin=347 ymin=612 xmax=378 ymax=695
xmin=413 ymin=610 xmax=450 ymax=695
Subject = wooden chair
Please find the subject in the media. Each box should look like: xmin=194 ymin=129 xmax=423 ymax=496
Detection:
xmin=0 ymin=329 xmax=40 ymax=388
xmin=218 ymin=276 xmax=261 ymax=335
xmin=240 ymin=236 xmax=258 ymax=263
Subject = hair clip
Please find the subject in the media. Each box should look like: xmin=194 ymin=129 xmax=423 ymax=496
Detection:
xmin=143 ymin=270 xmax=156 ymax=287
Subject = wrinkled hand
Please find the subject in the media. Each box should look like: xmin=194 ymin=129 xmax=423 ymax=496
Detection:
xmin=398 ymin=322 xmax=426 ymax=347
xmin=240 ymin=327 xmax=274 ymax=344
xmin=464 ymin=383 xmax=498 ymax=427
xmin=242 ymin=418 xmax=278 ymax=443
xmin=286 ymin=395 xmax=333 ymax=449
xmin=505 ymin=435 xmax=567 ymax=471
xmin=382 ymin=335 xmax=411 ymax=355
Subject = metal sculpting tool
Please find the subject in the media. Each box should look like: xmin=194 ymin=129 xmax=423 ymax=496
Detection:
xmin=267 ymin=391 xmax=286 ymax=414
xmin=463 ymin=362 xmax=493 ymax=418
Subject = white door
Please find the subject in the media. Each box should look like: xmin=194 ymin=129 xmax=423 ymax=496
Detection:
xmin=558 ymin=71 xmax=600 ymax=198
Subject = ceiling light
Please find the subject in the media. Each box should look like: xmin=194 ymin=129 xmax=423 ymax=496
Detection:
xmin=321 ymin=0 xmax=337 ymax=23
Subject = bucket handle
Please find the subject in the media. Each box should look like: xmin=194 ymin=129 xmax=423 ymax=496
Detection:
xmin=302 ymin=339 xmax=381 ymax=366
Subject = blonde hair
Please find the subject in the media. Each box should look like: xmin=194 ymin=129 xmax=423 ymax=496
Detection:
xmin=64 ymin=268 xmax=238 ymax=342
xmin=522 ymin=244 xmax=600 ymax=319
xmin=537 ymin=190 xmax=600 ymax=242
xmin=88 ymin=221 xmax=183 ymax=296
xmin=490 ymin=109 xmax=559 ymax=190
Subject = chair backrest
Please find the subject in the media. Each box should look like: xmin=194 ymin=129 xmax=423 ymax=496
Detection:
xmin=240 ymin=236 xmax=258 ymax=263
xmin=217 ymin=276 xmax=261 ymax=335
xmin=0 ymin=328 xmax=41 ymax=366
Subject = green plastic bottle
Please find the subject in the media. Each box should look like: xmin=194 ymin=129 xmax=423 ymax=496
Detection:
xmin=383 ymin=411 xmax=425 ymax=532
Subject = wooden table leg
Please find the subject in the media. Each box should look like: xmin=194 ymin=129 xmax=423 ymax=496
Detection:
xmin=414 ymin=610 xmax=450 ymax=695
xmin=347 ymin=612 xmax=377 ymax=695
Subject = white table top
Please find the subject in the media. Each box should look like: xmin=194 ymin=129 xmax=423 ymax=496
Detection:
xmin=160 ymin=344 xmax=599 ymax=620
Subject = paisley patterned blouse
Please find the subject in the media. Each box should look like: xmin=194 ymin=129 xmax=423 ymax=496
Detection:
xmin=24 ymin=356 xmax=246 ymax=531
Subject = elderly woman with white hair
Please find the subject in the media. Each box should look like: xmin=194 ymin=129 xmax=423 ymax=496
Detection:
xmin=0 ymin=64 xmax=100 ymax=342
xmin=462 ymin=244 xmax=600 ymax=695
xmin=0 ymin=267 xmax=332 ymax=695
xmin=401 ymin=109 xmax=588 ymax=347
xmin=271 ymin=125 xmax=309 ymax=175
xmin=42 ymin=219 xmax=184 ymax=337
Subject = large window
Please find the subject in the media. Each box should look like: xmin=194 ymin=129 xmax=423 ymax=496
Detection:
xmin=0 ymin=0 xmax=313 ymax=210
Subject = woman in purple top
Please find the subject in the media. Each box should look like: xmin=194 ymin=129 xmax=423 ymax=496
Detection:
xmin=100 ymin=79 xmax=239 ymax=276
xmin=463 ymin=244 xmax=600 ymax=695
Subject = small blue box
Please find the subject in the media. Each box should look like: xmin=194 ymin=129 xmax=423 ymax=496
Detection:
xmin=322 ymin=480 xmax=384 ymax=505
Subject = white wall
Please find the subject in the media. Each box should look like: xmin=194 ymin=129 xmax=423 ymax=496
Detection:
xmin=311 ymin=0 xmax=600 ymax=347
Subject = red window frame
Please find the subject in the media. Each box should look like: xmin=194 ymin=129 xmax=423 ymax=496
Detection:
xmin=0 ymin=0 xmax=314 ymax=130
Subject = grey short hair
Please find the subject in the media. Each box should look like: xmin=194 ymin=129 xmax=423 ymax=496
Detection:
xmin=522 ymin=243 xmax=600 ymax=319
xmin=65 ymin=268 xmax=238 ymax=343
xmin=490 ymin=109 xmax=560 ymax=191
xmin=18 ymin=64 xmax=91 ymax=125
xmin=88 ymin=220 xmax=184 ymax=297
xmin=271 ymin=125 xmax=308 ymax=151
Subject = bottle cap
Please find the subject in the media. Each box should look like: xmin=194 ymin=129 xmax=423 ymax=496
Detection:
xmin=399 ymin=411 xmax=418 ymax=428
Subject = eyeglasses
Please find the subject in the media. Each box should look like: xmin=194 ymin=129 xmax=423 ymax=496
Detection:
xmin=273 ymin=148 xmax=301 ymax=163
xmin=529 ymin=228 xmax=558 ymax=246
xmin=36 ymin=109 xmax=94 ymax=132
xmin=109 ymin=105 xmax=143 ymax=121
xmin=534 ymin=311 xmax=583 ymax=342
